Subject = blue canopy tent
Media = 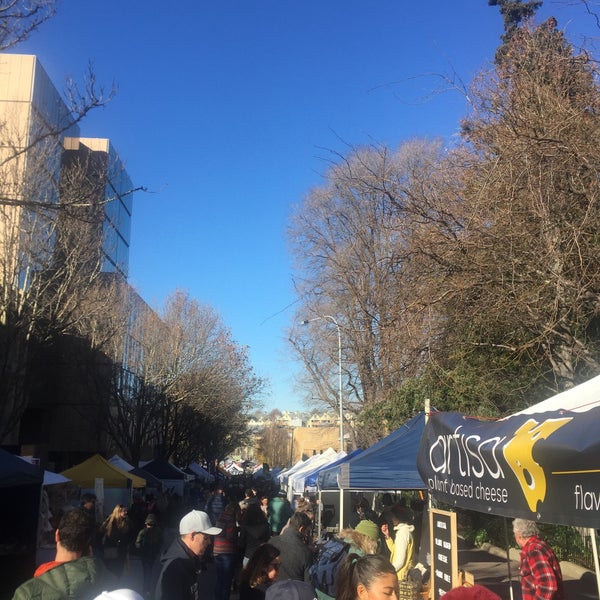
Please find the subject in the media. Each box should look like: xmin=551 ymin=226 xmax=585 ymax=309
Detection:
xmin=320 ymin=412 xmax=427 ymax=491
xmin=317 ymin=412 xmax=427 ymax=532
xmin=0 ymin=449 xmax=43 ymax=597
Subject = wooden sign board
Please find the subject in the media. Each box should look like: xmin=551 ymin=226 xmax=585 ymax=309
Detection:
xmin=430 ymin=508 xmax=459 ymax=600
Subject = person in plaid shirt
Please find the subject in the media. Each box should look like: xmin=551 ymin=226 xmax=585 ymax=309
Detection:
xmin=513 ymin=519 xmax=565 ymax=600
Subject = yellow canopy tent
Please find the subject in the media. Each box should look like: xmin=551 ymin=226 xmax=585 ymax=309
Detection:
xmin=61 ymin=454 xmax=146 ymax=489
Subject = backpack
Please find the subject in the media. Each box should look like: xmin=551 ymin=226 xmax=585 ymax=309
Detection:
xmin=309 ymin=537 xmax=351 ymax=597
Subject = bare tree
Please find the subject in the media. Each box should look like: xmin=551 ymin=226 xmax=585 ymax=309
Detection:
xmin=288 ymin=141 xmax=445 ymax=436
xmin=0 ymin=0 xmax=57 ymax=51
xmin=443 ymin=19 xmax=600 ymax=393
xmin=98 ymin=290 xmax=264 ymax=464
xmin=289 ymin=15 xmax=600 ymax=428
xmin=257 ymin=422 xmax=292 ymax=469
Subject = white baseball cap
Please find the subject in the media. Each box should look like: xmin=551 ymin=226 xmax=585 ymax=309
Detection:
xmin=94 ymin=590 xmax=144 ymax=600
xmin=179 ymin=510 xmax=222 ymax=535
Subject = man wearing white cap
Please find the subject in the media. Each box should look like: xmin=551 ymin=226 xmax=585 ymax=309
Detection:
xmin=155 ymin=510 xmax=221 ymax=600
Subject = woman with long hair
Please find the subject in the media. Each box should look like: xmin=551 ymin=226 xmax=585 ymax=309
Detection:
xmin=336 ymin=554 xmax=399 ymax=600
xmin=238 ymin=543 xmax=281 ymax=600
xmin=100 ymin=504 xmax=132 ymax=578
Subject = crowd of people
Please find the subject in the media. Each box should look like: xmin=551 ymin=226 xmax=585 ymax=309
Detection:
xmin=9 ymin=480 xmax=567 ymax=600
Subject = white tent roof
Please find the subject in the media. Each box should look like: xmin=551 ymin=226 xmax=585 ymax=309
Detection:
xmin=288 ymin=448 xmax=342 ymax=495
xmin=510 ymin=373 xmax=600 ymax=416
xmin=277 ymin=459 xmax=305 ymax=482
xmin=108 ymin=454 xmax=134 ymax=472
xmin=43 ymin=470 xmax=71 ymax=485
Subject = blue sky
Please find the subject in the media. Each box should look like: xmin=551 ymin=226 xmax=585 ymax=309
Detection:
xmin=17 ymin=1 xmax=591 ymax=412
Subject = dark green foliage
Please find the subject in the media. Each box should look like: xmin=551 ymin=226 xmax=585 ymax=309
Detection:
xmin=489 ymin=0 xmax=543 ymax=33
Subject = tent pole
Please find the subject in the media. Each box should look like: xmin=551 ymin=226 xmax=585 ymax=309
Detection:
xmin=424 ymin=400 xmax=433 ymax=600
xmin=503 ymin=518 xmax=515 ymax=600
xmin=588 ymin=527 xmax=600 ymax=599
xmin=339 ymin=487 xmax=344 ymax=533
xmin=317 ymin=489 xmax=322 ymax=539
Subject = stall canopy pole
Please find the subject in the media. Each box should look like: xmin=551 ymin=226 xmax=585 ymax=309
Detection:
xmin=588 ymin=528 xmax=600 ymax=599
xmin=503 ymin=518 xmax=515 ymax=600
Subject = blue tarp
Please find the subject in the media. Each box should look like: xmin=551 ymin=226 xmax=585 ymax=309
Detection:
xmin=319 ymin=412 xmax=427 ymax=490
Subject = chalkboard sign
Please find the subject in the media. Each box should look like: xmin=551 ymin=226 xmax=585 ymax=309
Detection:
xmin=430 ymin=508 xmax=458 ymax=599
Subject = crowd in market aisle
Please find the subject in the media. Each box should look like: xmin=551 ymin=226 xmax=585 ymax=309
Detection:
xmin=9 ymin=478 xmax=566 ymax=600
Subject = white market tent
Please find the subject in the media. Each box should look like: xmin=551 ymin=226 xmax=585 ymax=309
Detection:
xmin=280 ymin=451 xmax=337 ymax=497
xmin=43 ymin=470 xmax=70 ymax=485
xmin=287 ymin=448 xmax=342 ymax=497
xmin=108 ymin=454 xmax=135 ymax=472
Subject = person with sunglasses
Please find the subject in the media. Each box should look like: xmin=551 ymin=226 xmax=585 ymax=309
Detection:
xmin=238 ymin=543 xmax=282 ymax=600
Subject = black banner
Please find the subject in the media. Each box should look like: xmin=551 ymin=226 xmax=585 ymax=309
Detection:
xmin=417 ymin=408 xmax=600 ymax=528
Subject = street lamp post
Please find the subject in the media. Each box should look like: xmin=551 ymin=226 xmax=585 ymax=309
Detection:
xmin=301 ymin=315 xmax=344 ymax=453
xmin=301 ymin=314 xmax=346 ymax=535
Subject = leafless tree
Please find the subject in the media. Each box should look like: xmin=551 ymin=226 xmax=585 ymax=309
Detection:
xmin=97 ymin=290 xmax=264 ymax=464
xmin=0 ymin=0 xmax=57 ymax=51
xmin=288 ymin=141 xmax=446 ymax=433
xmin=440 ymin=19 xmax=600 ymax=394
xmin=256 ymin=411 xmax=292 ymax=468
xmin=289 ymin=16 xmax=600 ymax=428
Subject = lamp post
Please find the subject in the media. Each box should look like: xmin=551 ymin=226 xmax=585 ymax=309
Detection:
xmin=301 ymin=315 xmax=344 ymax=453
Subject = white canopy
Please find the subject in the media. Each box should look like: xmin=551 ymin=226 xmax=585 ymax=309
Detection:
xmin=108 ymin=454 xmax=135 ymax=472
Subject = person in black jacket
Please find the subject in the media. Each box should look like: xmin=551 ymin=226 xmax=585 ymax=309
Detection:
xmin=240 ymin=503 xmax=271 ymax=567
xmin=269 ymin=511 xmax=313 ymax=582
xmin=154 ymin=510 xmax=221 ymax=600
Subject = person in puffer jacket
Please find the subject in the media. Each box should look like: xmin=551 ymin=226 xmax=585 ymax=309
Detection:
xmin=12 ymin=508 xmax=116 ymax=600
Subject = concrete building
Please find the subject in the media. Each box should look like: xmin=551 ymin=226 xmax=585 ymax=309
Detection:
xmin=0 ymin=54 xmax=138 ymax=466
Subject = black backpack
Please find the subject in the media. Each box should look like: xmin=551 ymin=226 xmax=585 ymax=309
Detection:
xmin=309 ymin=537 xmax=351 ymax=597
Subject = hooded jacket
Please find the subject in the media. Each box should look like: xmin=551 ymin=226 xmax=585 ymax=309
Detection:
xmin=12 ymin=556 xmax=115 ymax=600
xmin=239 ymin=522 xmax=271 ymax=560
xmin=391 ymin=522 xmax=415 ymax=581
xmin=269 ymin=527 xmax=313 ymax=582
xmin=154 ymin=536 xmax=206 ymax=600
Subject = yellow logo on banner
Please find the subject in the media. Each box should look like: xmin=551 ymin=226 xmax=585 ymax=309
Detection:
xmin=503 ymin=418 xmax=571 ymax=511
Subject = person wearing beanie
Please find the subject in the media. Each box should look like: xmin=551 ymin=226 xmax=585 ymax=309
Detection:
xmin=310 ymin=524 xmax=379 ymax=600
xmin=154 ymin=510 xmax=221 ymax=600
xmin=354 ymin=520 xmax=379 ymax=545
xmin=135 ymin=513 xmax=163 ymax=598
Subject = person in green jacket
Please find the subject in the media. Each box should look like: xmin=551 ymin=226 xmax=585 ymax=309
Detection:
xmin=267 ymin=492 xmax=293 ymax=535
xmin=12 ymin=508 xmax=116 ymax=600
